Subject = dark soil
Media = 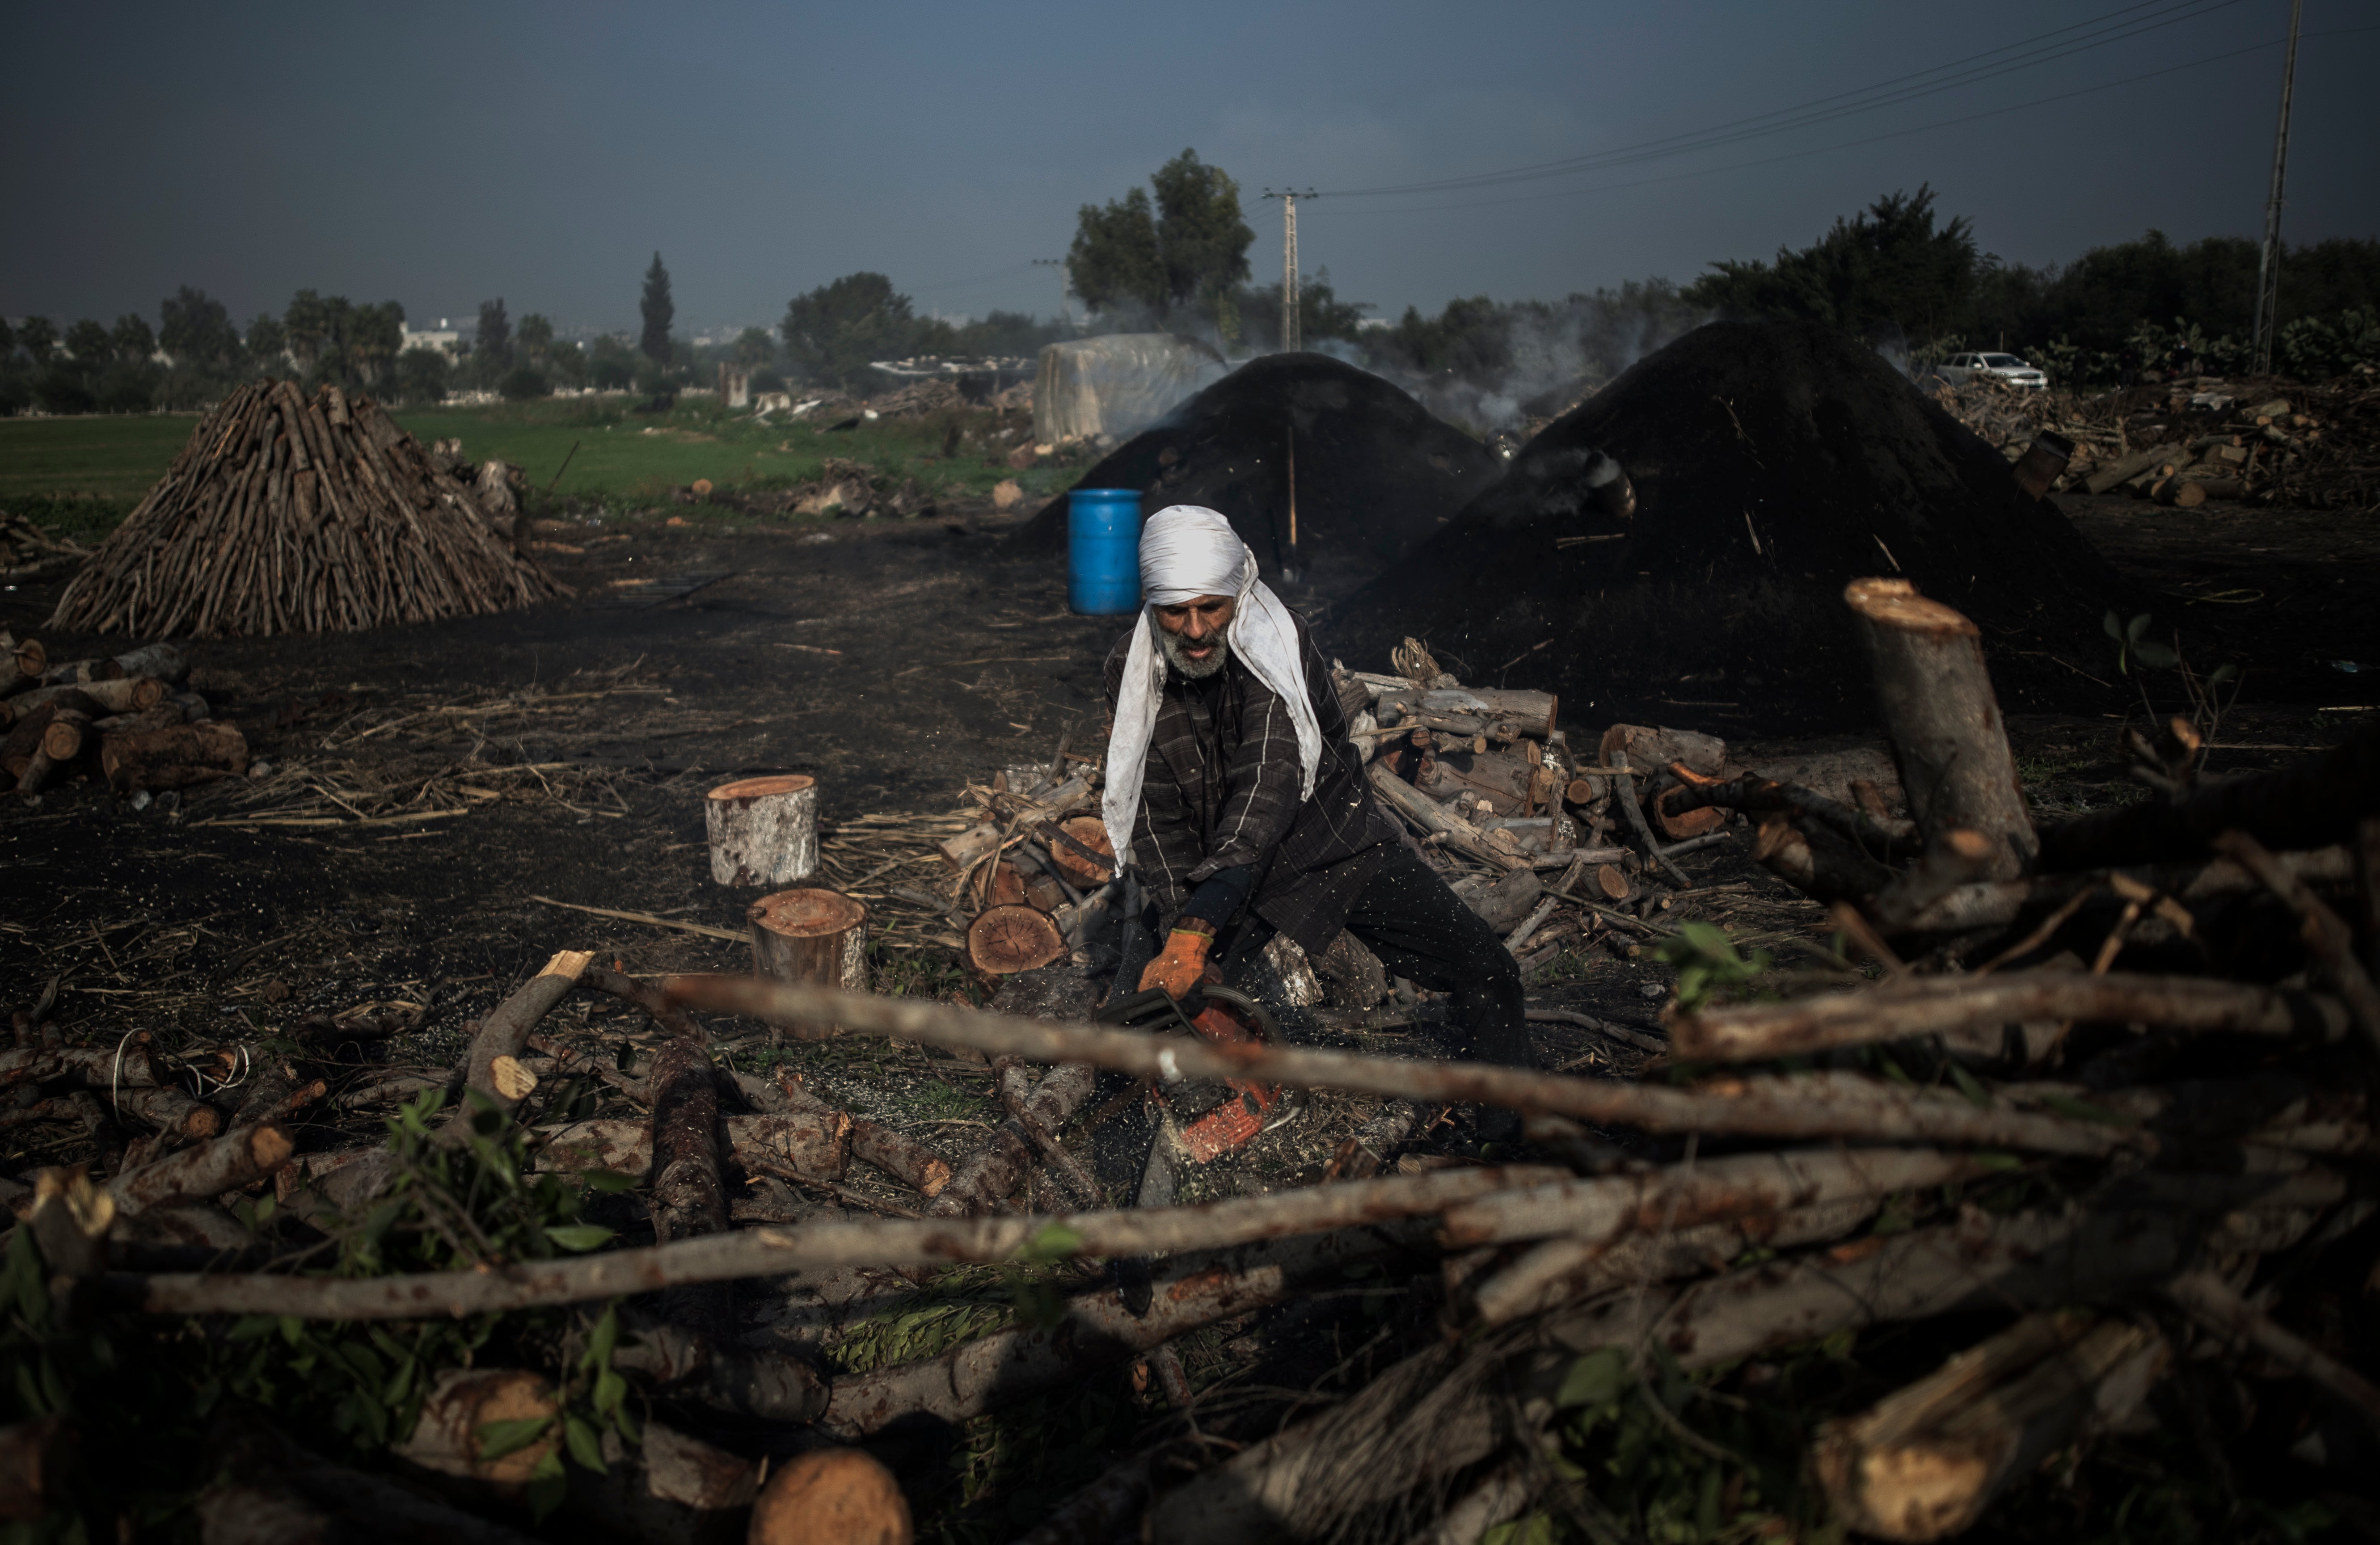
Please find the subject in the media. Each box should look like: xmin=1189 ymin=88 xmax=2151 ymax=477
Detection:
xmin=4 ymin=484 xmax=2376 ymax=1531
xmin=1013 ymin=352 xmax=1500 ymax=586
xmin=1339 ymin=319 xmax=2138 ymax=734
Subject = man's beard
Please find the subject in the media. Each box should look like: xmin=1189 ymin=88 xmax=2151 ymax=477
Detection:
xmin=1157 ymin=623 xmax=1230 ymax=680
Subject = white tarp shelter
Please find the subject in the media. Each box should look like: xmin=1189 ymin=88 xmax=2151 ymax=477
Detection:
xmin=1033 ymin=333 xmax=1228 ymax=446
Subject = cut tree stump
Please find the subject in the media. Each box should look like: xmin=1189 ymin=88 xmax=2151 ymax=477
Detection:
xmin=705 ymin=775 xmax=818 ymax=886
xmin=967 ymin=905 xmax=1067 ymax=975
xmin=750 ymin=889 xmax=868 ymax=1037
xmin=1843 ymin=578 xmax=2035 ymax=880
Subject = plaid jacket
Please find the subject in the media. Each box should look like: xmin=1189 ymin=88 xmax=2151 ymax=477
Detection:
xmin=1103 ymin=610 xmax=1398 ymax=956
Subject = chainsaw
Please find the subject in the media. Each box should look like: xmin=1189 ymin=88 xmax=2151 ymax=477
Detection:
xmin=1096 ymin=981 xmax=1290 ymax=1162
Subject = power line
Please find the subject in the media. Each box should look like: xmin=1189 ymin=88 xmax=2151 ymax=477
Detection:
xmin=1309 ymin=26 xmax=2374 ymax=221
xmin=1319 ymin=0 xmax=2248 ymax=199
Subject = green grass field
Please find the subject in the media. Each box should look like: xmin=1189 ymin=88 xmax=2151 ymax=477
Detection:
xmin=0 ymin=393 xmax=1072 ymax=542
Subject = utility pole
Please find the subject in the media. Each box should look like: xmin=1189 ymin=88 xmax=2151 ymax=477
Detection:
xmin=1034 ymin=258 xmax=1072 ymax=330
xmin=1262 ymin=189 xmax=1317 ymax=353
xmin=2250 ymin=0 xmax=2304 ymax=376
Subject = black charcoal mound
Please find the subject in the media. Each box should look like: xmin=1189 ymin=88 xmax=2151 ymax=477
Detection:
xmin=1013 ymin=352 xmax=1498 ymax=583
xmin=1342 ymin=320 xmax=2131 ymax=733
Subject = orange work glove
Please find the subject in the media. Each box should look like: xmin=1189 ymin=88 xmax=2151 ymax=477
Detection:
xmin=1138 ymin=926 xmax=1215 ymax=1000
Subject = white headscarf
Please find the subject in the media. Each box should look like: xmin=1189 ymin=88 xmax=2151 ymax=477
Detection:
xmin=1102 ymin=505 xmax=1323 ymax=862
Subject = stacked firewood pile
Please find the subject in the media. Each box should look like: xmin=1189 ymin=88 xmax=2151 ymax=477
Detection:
xmin=934 ymin=637 xmax=1776 ymax=997
xmin=0 ymin=512 xmax=89 ymax=585
xmin=1933 ymin=374 xmax=2380 ymax=511
xmin=0 ymin=633 xmax=245 ymax=802
xmin=46 ymin=379 xmax=565 ymax=639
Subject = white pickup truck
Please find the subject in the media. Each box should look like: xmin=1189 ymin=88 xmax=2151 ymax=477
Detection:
xmin=1939 ymin=351 xmax=2048 ymax=389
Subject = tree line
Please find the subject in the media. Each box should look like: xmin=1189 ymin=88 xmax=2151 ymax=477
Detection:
xmin=10 ymin=163 xmax=2374 ymax=417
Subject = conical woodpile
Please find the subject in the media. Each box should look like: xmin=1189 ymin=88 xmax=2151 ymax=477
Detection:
xmin=49 ymin=380 xmax=564 ymax=638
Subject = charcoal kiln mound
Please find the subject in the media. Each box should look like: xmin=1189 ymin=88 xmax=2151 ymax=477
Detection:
xmin=51 ymin=379 xmax=564 ymax=639
xmin=1014 ymin=352 xmax=1498 ymax=584
xmin=1342 ymin=320 xmax=2131 ymax=733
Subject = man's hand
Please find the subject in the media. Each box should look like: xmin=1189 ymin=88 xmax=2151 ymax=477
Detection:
xmin=1138 ymin=926 xmax=1215 ymax=1000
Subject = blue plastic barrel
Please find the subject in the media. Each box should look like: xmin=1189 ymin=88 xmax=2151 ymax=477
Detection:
xmin=1068 ymin=488 xmax=1144 ymax=615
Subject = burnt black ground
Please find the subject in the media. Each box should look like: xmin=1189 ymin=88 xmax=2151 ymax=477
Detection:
xmin=1013 ymin=352 xmax=1500 ymax=585
xmin=4 ymin=487 xmax=2376 ymax=1531
xmin=1341 ymin=319 xmax=2140 ymax=735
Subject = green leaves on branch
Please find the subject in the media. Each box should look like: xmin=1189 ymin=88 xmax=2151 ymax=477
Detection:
xmin=1655 ymin=922 xmax=1773 ymax=1014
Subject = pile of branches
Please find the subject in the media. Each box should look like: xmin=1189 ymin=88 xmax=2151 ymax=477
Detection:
xmin=1932 ymin=374 xmax=2380 ymax=511
xmin=0 ymin=634 xmax=242 ymax=802
xmin=0 ymin=512 xmax=89 ymax=585
xmin=48 ymin=380 xmax=565 ymax=639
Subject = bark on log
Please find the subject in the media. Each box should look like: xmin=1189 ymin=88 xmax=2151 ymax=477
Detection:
xmin=1599 ymin=724 xmax=1725 ymax=776
xmin=1668 ymin=968 xmax=2355 ymax=1063
xmin=968 ymin=905 xmax=1066 ymax=974
xmin=748 ymin=890 xmax=868 ymax=1032
xmin=1813 ymin=1311 xmax=2169 ymax=1542
xmin=824 ymin=1229 xmax=1400 ymax=1437
xmin=113 ymin=1084 xmax=223 ymax=1140
xmin=671 ymin=973 xmax=2143 ymax=1156
xmin=1439 ymin=1147 xmax=1998 ymax=1249
xmin=98 ymin=720 xmax=248 ymax=791
xmin=609 ymin=1322 xmax=830 ymax=1423
xmin=647 ymin=1036 xmax=730 ymax=1337
xmin=1468 ymin=1198 xmax=1881 ymax=1328
xmin=747 ymin=1449 xmax=910 ymax=1545
xmin=443 ymin=949 xmax=592 ymax=1140
xmin=38 ymin=657 xmax=125 ymax=685
xmin=1844 ymin=578 xmax=2034 ymax=878
xmin=106 ymin=1123 xmax=291 ymax=1217
xmin=114 ymin=1166 xmax=1562 ymax=1320
xmin=0 ymin=1040 xmax=164 ymax=1090
xmin=13 ymin=677 xmax=163 ymax=716
xmin=759 ymin=1070 xmax=952 ymax=1196
xmin=704 ymin=775 xmax=818 ymax=886
xmin=1751 ymin=814 xmax=1899 ymax=904
xmin=2084 ymin=442 xmax=2179 ymax=494
xmin=110 ymin=643 xmax=188 ymax=684
xmin=2037 ymin=716 xmax=2379 ymax=871
xmin=928 ymin=1062 xmax=1096 ymax=1216
xmin=1368 ymin=762 xmax=1528 ymax=873
xmin=536 ymin=1114 xmax=850 ymax=1182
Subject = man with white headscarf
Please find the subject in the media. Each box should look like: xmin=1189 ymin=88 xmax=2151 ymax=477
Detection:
xmin=1102 ymin=505 xmax=1531 ymax=1085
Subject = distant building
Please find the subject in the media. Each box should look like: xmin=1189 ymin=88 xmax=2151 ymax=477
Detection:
xmin=401 ymin=320 xmax=464 ymax=357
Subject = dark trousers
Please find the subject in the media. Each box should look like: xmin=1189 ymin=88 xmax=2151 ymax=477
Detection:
xmin=1225 ymin=846 xmax=1530 ymax=1067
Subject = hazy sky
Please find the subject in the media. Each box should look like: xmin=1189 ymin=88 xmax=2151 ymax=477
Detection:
xmin=4 ymin=0 xmax=2374 ymax=338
